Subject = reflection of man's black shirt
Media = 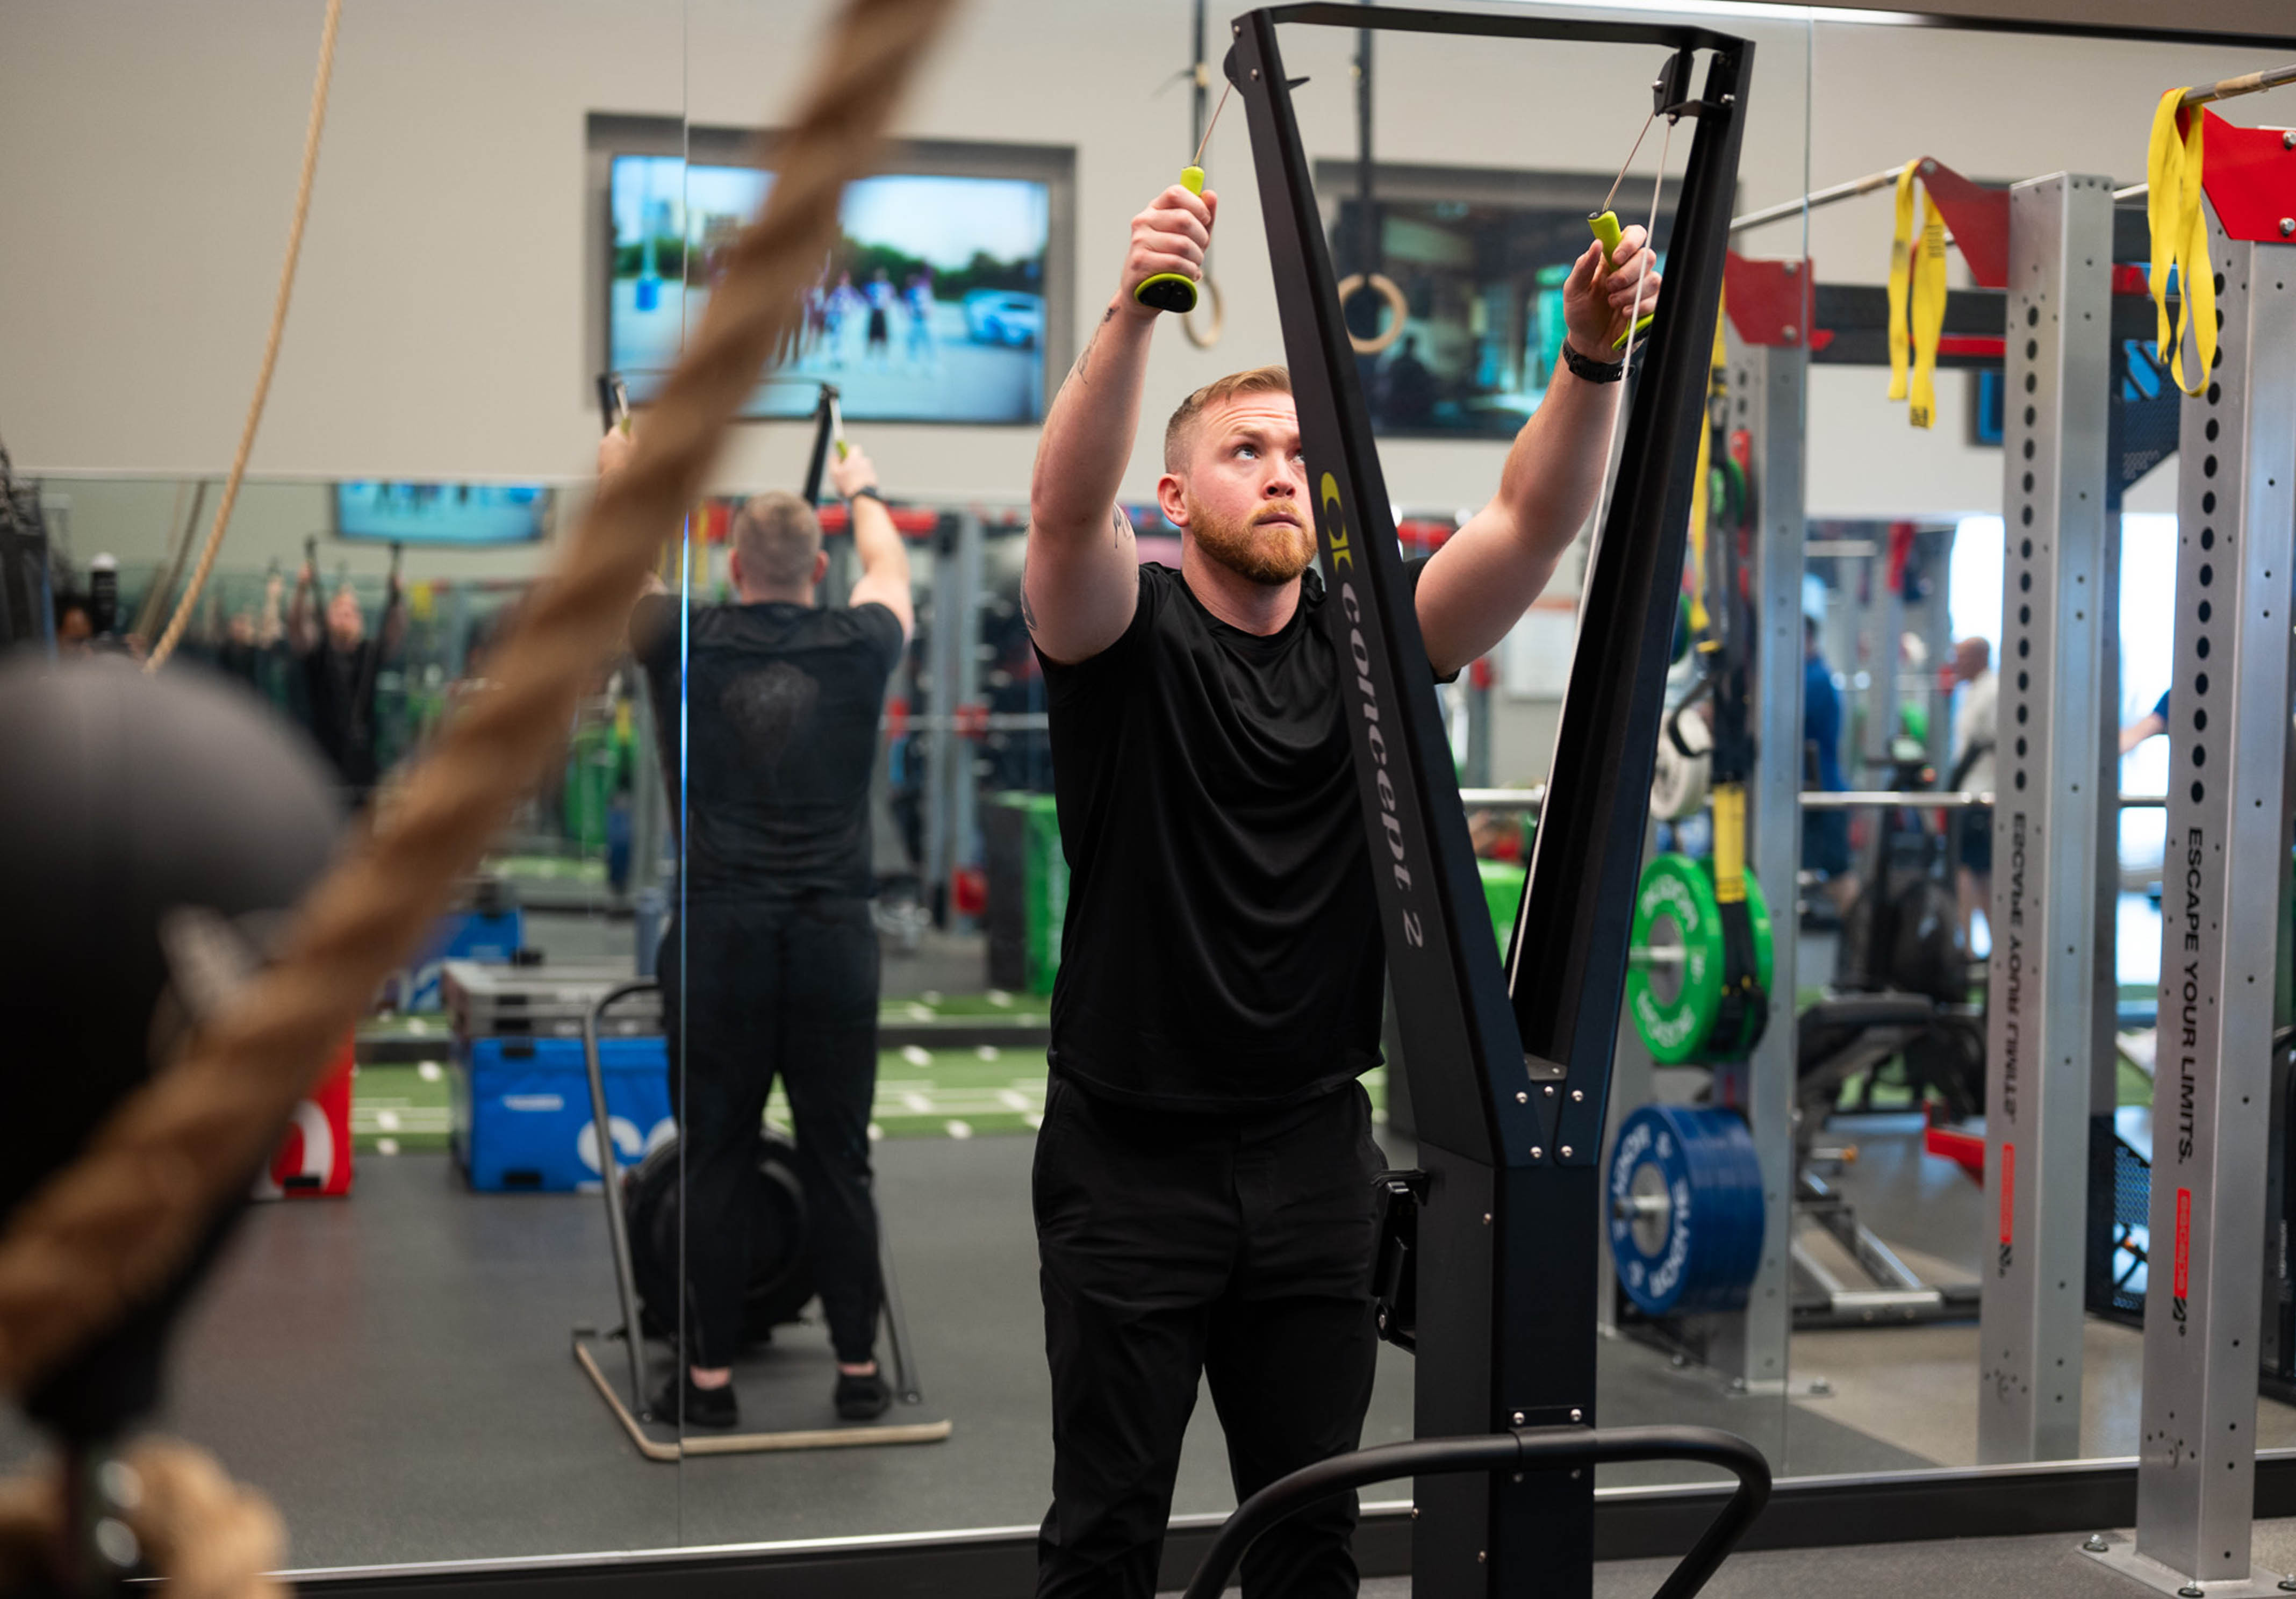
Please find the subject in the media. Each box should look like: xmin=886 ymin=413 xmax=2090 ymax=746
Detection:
xmin=633 ymin=594 xmax=904 ymax=902
xmin=300 ymin=637 xmax=381 ymax=789
xmin=1036 ymin=560 xmax=1432 ymax=1115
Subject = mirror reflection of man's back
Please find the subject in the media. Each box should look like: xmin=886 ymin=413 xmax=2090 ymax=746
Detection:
xmin=624 ymin=438 xmax=914 ymax=1429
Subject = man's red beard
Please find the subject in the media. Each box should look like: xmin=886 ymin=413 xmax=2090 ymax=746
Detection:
xmin=1185 ymin=496 xmax=1317 ymax=586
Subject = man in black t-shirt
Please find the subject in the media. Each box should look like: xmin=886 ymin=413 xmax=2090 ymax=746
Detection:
xmin=1024 ymin=182 xmax=1659 ymax=1596
xmin=288 ymin=562 xmax=405 ymax=799
xmin=615 ymin=429 xmax=913 ymax=1429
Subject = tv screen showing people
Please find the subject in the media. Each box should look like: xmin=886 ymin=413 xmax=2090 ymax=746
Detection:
xmin=609 ymin=157 xmax=1051 ymax=425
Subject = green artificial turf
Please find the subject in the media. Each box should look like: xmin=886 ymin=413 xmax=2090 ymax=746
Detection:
xmin=353 ymin=1049 xmax=1390 ymax=1155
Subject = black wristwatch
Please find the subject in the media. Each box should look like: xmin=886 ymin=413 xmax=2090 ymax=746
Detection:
xmin=848 ymin=485 xmax=888 ymax=507
xmin=1561 ymin=340 xmax=1626 ymax=384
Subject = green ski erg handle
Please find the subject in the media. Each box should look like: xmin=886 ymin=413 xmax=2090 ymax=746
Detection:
xmin=1135 ymin=166 xmax=1208 ymax=315
xmin=1590 ymin=210 xmax=1656 ymax=350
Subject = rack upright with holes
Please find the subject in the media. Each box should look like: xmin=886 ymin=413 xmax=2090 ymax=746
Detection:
xmin=1980 ymin=172 xmax=2123 ymax=1468
xmin=2084 ymin=118 xmax=2296 ymax=1599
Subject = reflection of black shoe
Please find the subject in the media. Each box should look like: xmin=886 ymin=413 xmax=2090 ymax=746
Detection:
xmin=652 ymin=1373 xmax=738 ymax=1430
xmin=835 ymin=1370 xmax=891 ymax=1422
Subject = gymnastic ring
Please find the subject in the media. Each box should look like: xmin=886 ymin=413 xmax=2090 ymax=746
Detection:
xmin=1181 ymin=273 xmax=1226 ymax=350
xmin=1334 ymin=272 xmax=1409 ymax=355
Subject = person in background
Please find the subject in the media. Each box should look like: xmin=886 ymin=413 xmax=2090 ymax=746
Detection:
xmin=611 ymin=425 xmax=914 ymax=1431
xmin=903 ymin=268 xmax=938 ymax=372
xmin=1802 ymin=613 xmax=1857 ymax=916
xmin=802 ymin=279 xmax=831 ymax=364
xmin=2121 ymin=687 xmax=2171 ymax=752
xmin=51 ymin=592 xmax=94 ymax=655
xmin=216 ymin=567 xmax=288 ymax=699
xmin=1946 ymin=635 xmax=1996 ymax=945
xmin=288 ymin=559 xmax=405 ymax=799
xmin=864 ymin=268 xmax=897 ymax=370
xmin=826 ymin=270 xmax=862 ymax=368
xmin=1375 ymin=333 xmax=1437 ymax=430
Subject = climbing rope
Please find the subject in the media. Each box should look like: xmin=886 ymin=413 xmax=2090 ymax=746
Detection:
xmin=147 ymin=0 xmax=343 ymax=671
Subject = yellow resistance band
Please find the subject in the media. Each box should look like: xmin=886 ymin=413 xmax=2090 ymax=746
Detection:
xmin=1886 ymin=160 xmax=1948 ymax=429
xmin=1688 ymin=416 xmax=1711 ymax=622
xmin=1684 ymin=288 xmax=1728 ymax=640
xmin=1711 ymin=784 xmax=1748 ymax=905
xmin=2147 ymin=91 xmax=2216 ymax=396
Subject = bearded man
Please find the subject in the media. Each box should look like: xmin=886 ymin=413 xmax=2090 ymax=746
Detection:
xmin=1021 ymin=176 xmax=1660 ymax=1599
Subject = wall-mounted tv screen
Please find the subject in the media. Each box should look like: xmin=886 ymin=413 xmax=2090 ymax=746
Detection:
xmin=609 ymin=156 xmax=1051 ymax=424
xmin=335 ymin=482 xmax=551 ymax=545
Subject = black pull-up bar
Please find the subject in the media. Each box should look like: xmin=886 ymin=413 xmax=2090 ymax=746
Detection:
xmin=1178 ymin=1425 xmax=1773 ymax=1599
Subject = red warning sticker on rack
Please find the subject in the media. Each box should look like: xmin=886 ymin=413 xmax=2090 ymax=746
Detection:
xmin=2175 ymin=1187 xmax=2193 ymax=1299
xmin=1999 ymin=1143 xmax=2015 ymax=1245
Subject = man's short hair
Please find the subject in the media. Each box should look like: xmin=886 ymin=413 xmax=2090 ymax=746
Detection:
xmin=1163 ymin=365 xmax=1292 ymax=472
xmin=733 ymin=491 xmax=822 ymax=590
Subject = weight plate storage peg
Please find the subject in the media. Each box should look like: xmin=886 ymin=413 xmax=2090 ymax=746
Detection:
xmin=1625 ymin=854 xmax=1773 ymax=1064
xmin=1607 ymin=1104 xmax=1766 ymax=1318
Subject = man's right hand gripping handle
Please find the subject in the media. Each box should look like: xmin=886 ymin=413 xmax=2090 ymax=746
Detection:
xmin=1023 ymin=184 xmax=1218 ymax=666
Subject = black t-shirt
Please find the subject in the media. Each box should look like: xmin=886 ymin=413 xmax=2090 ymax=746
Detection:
xmin=299 ymin=637 xmax=379 ymax=789
xmin=634 ymin=594 xmax=904 ymax=901
xmin=1039 ymin=560 xmax=1430 ymax=1113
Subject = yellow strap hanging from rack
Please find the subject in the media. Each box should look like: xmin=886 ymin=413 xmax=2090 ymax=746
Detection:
xmin=2147 ymin=89 xmax=2216 ymax=396
xmin=1685 ymin=289 xmax=1726 ymax=639
xmin=1688 ymin=418 xmax=1712 ymax=631
xmin=1711 ymin=785 xmax=1747 ymax=904
xmin=1886 ymin=160 xmax=1948 ymax=429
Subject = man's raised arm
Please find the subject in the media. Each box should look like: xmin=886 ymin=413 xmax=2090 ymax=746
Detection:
xmin=1022 ymin=184 xmax=1215 ymax=664
xmin=1415 ymin=224 xmax=1661 ymax=679
xmin=835 ymin=443 xmax=915 ymax=643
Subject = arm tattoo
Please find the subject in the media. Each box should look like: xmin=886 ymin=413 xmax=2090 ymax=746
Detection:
xmin=1072 ymin=305 xmax=1116 ymax=384
xmin=1020 ymin=567 xmax=1041 ymax=638
xmin=1113 ymin=505 xmax=1135 ymax=550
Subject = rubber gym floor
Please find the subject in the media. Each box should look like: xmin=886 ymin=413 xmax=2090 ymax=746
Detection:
xmin=6 ymin=916 xmax=2293 ymax=1587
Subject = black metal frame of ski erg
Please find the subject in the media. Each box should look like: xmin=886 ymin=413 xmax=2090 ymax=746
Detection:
xmin=1228 ymin=7 xmax=1749 ymax=1595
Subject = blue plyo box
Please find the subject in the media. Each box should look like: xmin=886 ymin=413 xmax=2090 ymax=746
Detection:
xmin=408 ymin=908 xmax=526 ymax=1012
xmin=451 ymin=1034 xmax=672 ymax=1192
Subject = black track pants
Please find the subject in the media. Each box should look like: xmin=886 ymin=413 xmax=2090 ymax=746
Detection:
xmin=1033 ymin=1076 xmax=1383 ymax=1599
xmin=660 ymin=895 xmax=882 ymax=1368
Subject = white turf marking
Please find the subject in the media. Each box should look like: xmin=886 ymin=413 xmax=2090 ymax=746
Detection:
xmin=901 ymin=1093 xmax=933 ymax=1113
xmin=986 ymin=989 xmax=1013 ymax=1007
xmin=976 ymin=1044 xmax=1001 ymax=1061
xmin=375 ymin=1110 xmax=402 ymax=1132
xmin=945 ymin=1121 xmax=973 ymax=1140
xmin=866 ymin=1122 xmax=884 ymax=1141
xmin=1024 ymin=1112 xmax=1043 ymax=1131
xmin=998 ymin=1089 xmax=1030 ymax=1111
xmin=376 ymin=1138 xmax=400 ymax=1156
xmin=901 ymin=1044 xmax=933 ymax=1067
xmin=921 ymin=989 xmax=944 ymax=1005
xmin=417 ymin=1060 xmax=444 ymax=1082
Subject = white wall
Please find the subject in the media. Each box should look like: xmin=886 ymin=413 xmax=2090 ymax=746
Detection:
xmin=0 ymin=3 xmax=2262 ymax=616
xmin=3 ymin=0 xmax=1813 ymax=515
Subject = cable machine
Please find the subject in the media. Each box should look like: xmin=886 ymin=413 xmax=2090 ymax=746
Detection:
xmin=1186 ymin=9 xmax=1765 ymax=1596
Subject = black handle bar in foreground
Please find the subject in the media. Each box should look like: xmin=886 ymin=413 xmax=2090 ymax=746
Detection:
xmin=1179 ymin=1424 xmax=1771 ymax=1599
